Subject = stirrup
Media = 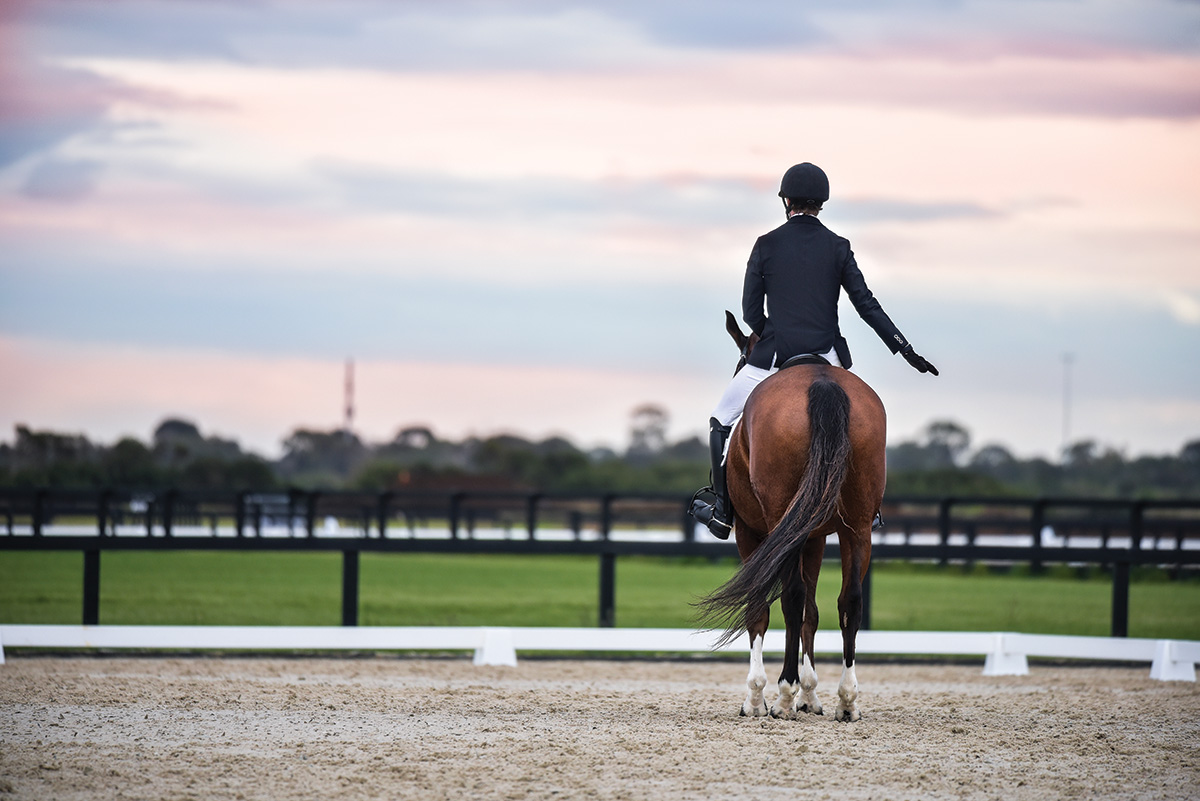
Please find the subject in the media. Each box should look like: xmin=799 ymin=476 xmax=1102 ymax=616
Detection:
xmin=689 ymin=488 xmax=732 ymax=539
xmin=871 ymin=511 xmax=884 ymax=532
xmin=688 ymin=486 xmax=716 ymax=518
xmin=705 ymin=515 xmax=732 ymax=539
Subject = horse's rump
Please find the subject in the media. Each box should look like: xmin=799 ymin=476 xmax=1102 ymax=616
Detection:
xmin=697 ymin=371 xmax=853 ymax=646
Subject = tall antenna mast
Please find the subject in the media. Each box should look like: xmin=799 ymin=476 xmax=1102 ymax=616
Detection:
xmin=344 ymin=358 xmax=355 ymax=433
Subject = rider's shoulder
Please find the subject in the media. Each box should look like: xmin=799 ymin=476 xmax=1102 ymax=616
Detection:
xmin=806 ymin=217 xmax=852 ymax=249
xmin=765 ymin=215 xmax=847 ymax=242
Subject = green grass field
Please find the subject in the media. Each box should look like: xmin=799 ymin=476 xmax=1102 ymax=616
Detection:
xmin=1 ymin=551 xmax=1197 ymax=639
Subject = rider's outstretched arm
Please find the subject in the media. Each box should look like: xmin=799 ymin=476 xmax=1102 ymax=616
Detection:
xmin=840 ymin=244 xmax=938 ymax=376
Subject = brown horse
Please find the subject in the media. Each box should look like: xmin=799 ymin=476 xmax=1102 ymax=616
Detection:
xmin=698 ymin=311 xmax=886 ymax=722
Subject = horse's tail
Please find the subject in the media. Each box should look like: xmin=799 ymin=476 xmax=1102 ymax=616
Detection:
xmin=697 ymin=376 xmax=852 ymax=648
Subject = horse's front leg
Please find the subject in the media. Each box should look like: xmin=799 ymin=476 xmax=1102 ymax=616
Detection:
xmin=835 ymin=531 xmax=870 ymax=722
xmin=741 ymin=607 xmax=771 ymax=717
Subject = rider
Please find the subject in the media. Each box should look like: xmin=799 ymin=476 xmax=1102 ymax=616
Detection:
xmin=689 ymin=162 xmax=939 ymax=539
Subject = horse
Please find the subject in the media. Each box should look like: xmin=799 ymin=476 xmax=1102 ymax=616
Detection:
xmin=698 ymin=311 xmax=887 ymax=722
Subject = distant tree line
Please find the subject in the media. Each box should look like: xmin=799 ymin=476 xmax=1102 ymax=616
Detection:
xmin=882 ymin=420 xmax=1200 ymax=498
xmin=0 ymin=420 xmax=278 ymax=492
xmin=1 ymin=410 xmax=1197 ymax=498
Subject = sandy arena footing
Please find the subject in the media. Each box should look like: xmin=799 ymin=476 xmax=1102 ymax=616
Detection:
xmin=1 ymin=656 xmax=1198 ymax=800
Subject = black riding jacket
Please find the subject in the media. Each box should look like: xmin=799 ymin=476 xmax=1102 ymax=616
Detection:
xmin=742 ymin=214 xmax=909 ymax=370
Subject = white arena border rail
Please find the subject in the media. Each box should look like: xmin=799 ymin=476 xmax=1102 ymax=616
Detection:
xmin=0 ymin=625 xmax=1195 ymax=681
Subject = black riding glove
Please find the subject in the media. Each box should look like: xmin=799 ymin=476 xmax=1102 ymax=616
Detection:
xmin=901 ymin=345 xmax=939 ymax=376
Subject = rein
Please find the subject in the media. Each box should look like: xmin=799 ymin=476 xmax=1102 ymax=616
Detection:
xmin=735 ymin=345 xmax=750 ymax=374
xmin=734 ymin=333 xmax=759 ymax=375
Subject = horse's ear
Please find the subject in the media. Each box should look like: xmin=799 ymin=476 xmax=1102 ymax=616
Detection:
xmin=725 ymin=310 xmax=747 ymax=349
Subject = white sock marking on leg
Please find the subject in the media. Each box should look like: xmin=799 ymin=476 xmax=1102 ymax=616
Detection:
xmin=747 ymin=634 xmax=766 ymax=690
xmin=743 ymin=634 xmax=768 ymax=716
xmin=800 ymin=653 xmax=818 ymax=691
xmin=837 ymin=661 xmax=860 ymax=721
xmin=799 ymin=653 xmax=822 ymax=714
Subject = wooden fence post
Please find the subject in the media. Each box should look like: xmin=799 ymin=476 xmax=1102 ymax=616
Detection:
xmin=1111 ymin=559 xmax=1130 ymax=638
xmin=1030 ymin=499 xmax=1045 ymax=574
xmin=598 ymin=494 xmax=617 ymax=627
xmin=342 ymin=550 xmax=359 ymax=627
xmin=377 ymin=492 xmax=391 ymax=539
xmin=526 ymin=494 xmax=541 ymax=540
xmin=82 ymin=549 xmax=100 ymax=625
xmin=235 ymin=492 xmax=246 ymax=538
xmin=449 ymin=493 xmax=464 ymax=540
xmin=599 ymin=552 xmax=616 ymax=628
xmin=163 ymin=490 xmax=175 ymax=538
xmin=938 ymin=498 xmax=952 ymax=567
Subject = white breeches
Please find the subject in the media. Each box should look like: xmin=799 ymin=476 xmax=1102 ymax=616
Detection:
xmin=711 ymin=347 xmax=842 ymax=428
xmin=711 ymin=365 xmax=775 ymax=428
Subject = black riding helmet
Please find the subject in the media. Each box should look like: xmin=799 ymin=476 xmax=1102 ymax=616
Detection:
xmin=778 ymin=162 xmax=829 ymax=203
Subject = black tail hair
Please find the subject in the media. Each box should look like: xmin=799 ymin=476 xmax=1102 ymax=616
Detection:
xmin=695 ymin=377 xmax=852 ymax=647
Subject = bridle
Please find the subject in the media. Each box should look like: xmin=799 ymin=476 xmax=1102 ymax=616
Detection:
xmin=734 ymin=334 xmax=759 ymax=375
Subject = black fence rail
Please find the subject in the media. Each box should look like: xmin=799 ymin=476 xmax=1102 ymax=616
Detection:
xmin=2 ymin=489 xmax=1198 ymax=637
xmin=0 ymin=488 xmax=699 ymax=542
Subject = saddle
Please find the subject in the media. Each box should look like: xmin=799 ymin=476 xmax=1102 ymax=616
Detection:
xmin=778 ymin=353 xmax=831 ymax=370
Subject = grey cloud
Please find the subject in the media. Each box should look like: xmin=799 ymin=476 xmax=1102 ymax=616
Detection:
xmin=316 ymin=162 xmax=996 ymax=227
xmin=0 ymin=257 xmax=724 ymax=372
xmin=5 ymin=0 xmax=1194 ymax=183
xmin=26 ymin=1 xmax=658 ymax=71
xmin=312 ymin=162 xmax=769 ymax=225
xmin=21 ymin=159 xmax=103 ymax=201
xmin=20 ymin=0 xmax=1200 ymax=69
xmin=0 ymin=64 xmax=109 ymax=168
xmin=28 ymin=0 xmax=291 ymax=63
xmin=0 ymin=59 xmax=231 ymax=170
xmin=3 ymin=256 xmax=1198 ymax=400
xmin=554 ymin=1 xmax=829 ymax=50
xmin=0 ymin=117 xmax=95 ymax=170
xmin=836 ymin=199 xmax=999 ymax=224
xmin=92 ymin=155 xmax=992 ymax=229
xmin=5 ymin=0 xmax=1198 ymax=130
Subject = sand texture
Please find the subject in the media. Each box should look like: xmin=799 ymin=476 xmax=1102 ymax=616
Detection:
xmin=2 ymin=656 xmax=1198 ymax=800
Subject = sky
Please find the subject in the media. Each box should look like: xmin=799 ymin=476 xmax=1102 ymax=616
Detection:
xmin=1 ymin=0 xmax=1198 ymax=460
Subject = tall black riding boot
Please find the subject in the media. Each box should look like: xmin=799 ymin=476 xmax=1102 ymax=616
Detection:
xmin=689 ymin=417 xmax=733 ymax=539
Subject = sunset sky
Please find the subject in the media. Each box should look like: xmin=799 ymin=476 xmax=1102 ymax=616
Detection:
xmin=2 ymin=0 xmax=1198 ymax=459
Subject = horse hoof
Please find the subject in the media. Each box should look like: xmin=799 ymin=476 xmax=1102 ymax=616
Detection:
xmin=835 ymin=708 xmax=861 ymax=723
xmin=741 ymin=701 xmax=769 ymax=718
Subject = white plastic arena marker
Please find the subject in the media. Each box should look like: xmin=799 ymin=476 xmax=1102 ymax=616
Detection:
xmin=982 ymin=633 xmax=1029 ymax=676
xmin=473 ymin=627 xmax=518 ymax=667
xmin=1149 ymin=640 xmax=1197 ymax=682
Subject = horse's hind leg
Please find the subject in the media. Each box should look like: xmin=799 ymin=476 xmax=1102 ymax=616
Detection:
xmin=771 ymin=567 xmax=806 ymax=719
xmin=740 ymin=607 xmax=771 ymax=717
xmin=797 ymin=537 xmax=825 ymax=715
xmin=835 ymin=530 xmax=870 ymax=722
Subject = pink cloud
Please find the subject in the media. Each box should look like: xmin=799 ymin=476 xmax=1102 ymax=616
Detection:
xmin=647 ymin=50 xmax=1200 ymax=119
xmin=0 ymin=336 xmax=716 ymax=455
